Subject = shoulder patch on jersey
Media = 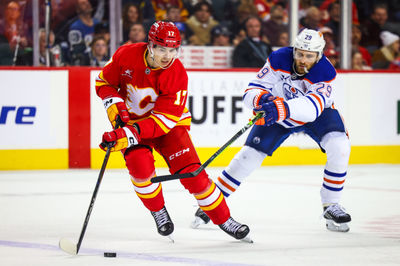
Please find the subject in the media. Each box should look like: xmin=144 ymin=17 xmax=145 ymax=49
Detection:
xmin=305 ymin=56 xmax=337 ymax=84
xmin=268 ymin=47 xmax=293 ymax=73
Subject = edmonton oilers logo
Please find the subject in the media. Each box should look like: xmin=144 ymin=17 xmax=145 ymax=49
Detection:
xmin=253 ymin=136 xmax=260 ymax=144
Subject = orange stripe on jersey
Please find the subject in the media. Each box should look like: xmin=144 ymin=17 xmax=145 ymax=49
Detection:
xmin=309 ymin=93 xmax=323 ymax=113
xmin=244 ymin=87 xmax=261 ymax=93
xmin=323 ymin=177 xmax=345 ymax=185
xmin=289 ymin=118 xmax=306 ymax=125
xmin=195 ymin=182 xmax=216 ymax=200
xmin=217 ymin=176 xmax=236 ymax=193
xmin=304 ymin=76 xmax=336 ymax=85
xmin=200 ymin=193 xmax=224 ymax=211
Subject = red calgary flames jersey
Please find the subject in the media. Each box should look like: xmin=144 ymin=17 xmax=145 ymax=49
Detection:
xmin=95 ymin=42 xmax=191 ymax=139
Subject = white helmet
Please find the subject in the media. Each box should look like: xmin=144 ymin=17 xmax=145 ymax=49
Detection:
xmin=293 ymin=28 xmax=326 ymax=61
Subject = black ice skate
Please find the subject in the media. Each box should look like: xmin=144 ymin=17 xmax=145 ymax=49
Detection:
xmin=191 ymin=207 xmax=210 ymax=229
xmin=151 ymin=206 xmax=174 ymax=242
xmin=323 ymin=204 xmax=351 ymax=232
xmin=219 ymin=217 xmax=253 ymax=243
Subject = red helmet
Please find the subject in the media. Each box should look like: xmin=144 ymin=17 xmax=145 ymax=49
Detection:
xmin=148 ymin=21 xmax=181 ymax=48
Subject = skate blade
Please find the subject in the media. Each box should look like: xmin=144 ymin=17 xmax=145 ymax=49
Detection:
xmin=167 ymin=234 xmax=174 ymax=243
xmin=191 ymin=217 xmax=206 ymax=229
xmin=240 ymin=236 xmax=254 ymax=243
xmin=326 ymin=220 xmax=350 ymax=232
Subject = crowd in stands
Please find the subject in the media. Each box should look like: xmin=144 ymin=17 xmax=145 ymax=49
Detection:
xmin=0 ymin=0 xmax=400 ymax=70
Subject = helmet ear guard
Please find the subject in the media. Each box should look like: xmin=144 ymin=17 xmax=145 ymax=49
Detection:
xmin=293 ymin=28 xmax=326 ymax=61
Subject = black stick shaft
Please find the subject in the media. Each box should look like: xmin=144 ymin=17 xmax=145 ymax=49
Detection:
xmin=151 ymin=113 xmax=263 ymax=183
xmin=76 ymin=118 xmax=122 ymax=254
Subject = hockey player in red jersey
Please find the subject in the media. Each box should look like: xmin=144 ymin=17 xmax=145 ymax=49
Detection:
xmin=95 ymin=21 xmax=251 ymax=242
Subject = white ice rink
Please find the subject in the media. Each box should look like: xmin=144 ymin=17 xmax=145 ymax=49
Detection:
xmin=1 ymin=165 xmax=399 ymax=266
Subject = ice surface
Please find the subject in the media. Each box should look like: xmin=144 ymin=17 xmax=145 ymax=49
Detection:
xmin=0 ymin=165 xmax=399 ymax=266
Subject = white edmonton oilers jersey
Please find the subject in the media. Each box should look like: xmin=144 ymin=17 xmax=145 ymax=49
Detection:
xmin=243 ymin=47 xmax=337 ymax=128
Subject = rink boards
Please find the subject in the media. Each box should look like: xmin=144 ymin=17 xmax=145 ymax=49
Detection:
xmin=0 ymin=67 xmax=399 ymax=169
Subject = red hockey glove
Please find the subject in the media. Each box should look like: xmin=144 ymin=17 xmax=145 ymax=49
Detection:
xmin=103 ymin=97 xmax=130 ymax=127
xmin=253 ymin=90 xmax=276 ymax=125
xmin=100 ymin=125 xmax=140 ymax=152
xmin=253 ymin=97 xmax=290 ymax=126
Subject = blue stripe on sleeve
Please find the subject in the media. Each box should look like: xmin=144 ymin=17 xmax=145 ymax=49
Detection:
xmin=282 ymin=120 xmax=294 ymax=127
xmin=248 ymin=82 xmax=267 ymax=89
xmin=306 ymin=95 xmax=319 ymax=118
xmin=222 ymin=170 xmax=241 ymax=186
xmin=324 ymin=169 xmax=347 ymax=177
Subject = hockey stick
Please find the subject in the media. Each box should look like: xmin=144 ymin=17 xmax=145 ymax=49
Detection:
xmin=59 ymin=117 xmax=123 ymax=255
xmin=151 ymin=112 xmax=263 ymax=183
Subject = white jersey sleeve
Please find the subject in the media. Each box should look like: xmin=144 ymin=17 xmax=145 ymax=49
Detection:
xmin=243 ymin=58 xmax=280 ymax=110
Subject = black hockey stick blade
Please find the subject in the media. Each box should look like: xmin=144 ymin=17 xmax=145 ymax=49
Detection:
xmin=59 ymin=117 xmax=123 ymax=255
xmin=150 ymin=113 xmax=263 ymax=183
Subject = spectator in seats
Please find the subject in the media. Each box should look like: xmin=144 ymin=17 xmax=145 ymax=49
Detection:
xmin=38 ymin=29 xmax=64 ymax=66
xmin=324 ymin=48 xmax=339 ymax=68
xmin=122 ymin=0 xmax=155 ymax=30
xmin=351 ymin=50 xmax=372 ymax=70
xmin=80 ymin=36 xmax=109 ymax=67
xmin=0 ymin=1 xmax=30 ymax=52
xmin=323 ymin=0 xmax=340 ymax=46
xmin=320 ymin=26 xmax=335 ymax=51
xmin=210 ymin=24 xmax=231 ymax=46
xmin=300 ymin=6 xmax=323 ymax=31
xmin=351 ymin=24 xmax=371 ymax=67
xmin=319 ymin=0 xmax=359 ymax=25
xmin=299 ymin=0 xmax=314 ymax=20
xmin=90 ymin=36 xmax=109 ymax=67
xmin=0 ymin=34 xmax=13 ymax=65
xmin=16 ymin=28 xmax=64 ymax=66
xmin=231 ymin=0 xmax=258 ymax=46
xmin=166 ymin=5 xmax=191 ymax=45
xmin=262 ymin=4 xmax=288 ymax=47
xmin=372 ymin=31 xmax=400 ymax=69
xmin=152 ymin=0 xmax=189 ymax=21
xmin=68 ymin=0 xmax=100 ymax=65
xmin=125 ymin=23 xmax=147 ymax=44
xmin=360 ymin=3 xmax=389 ymax=54
xmin=276 ymin=31 xmax=289 ymax=47
xmin=186 ymin=2 xmax=219 ymax=46
xmin=122 ymin=3 xmax=142 ymax=42
xmin=94 ymin=22 xmax=110 ymax=44
xmin=232 ymin=16 xmax=272 ymax=68
xmin=210 ymin=0 xmax=238 ymax=27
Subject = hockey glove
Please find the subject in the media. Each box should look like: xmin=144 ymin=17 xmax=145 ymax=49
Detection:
xmin=253 ymin=97 xmax=290 ymax=126
xmin=253 ymin=90 xmax=276 ymax=125
xmin=100 ymin=125 xmax=140 ymax=152
xmin=103 ymin=97 xmax=130 ymax=127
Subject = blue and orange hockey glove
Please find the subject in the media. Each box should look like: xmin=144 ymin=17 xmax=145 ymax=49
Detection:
xmin=253 ymin=97 xmax=290 ymax=127
xmin=252 ymin=90 xmax=276 ymax=125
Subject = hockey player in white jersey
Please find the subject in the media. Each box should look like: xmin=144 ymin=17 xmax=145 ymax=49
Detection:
xmin=192 ymin=28 xmax=352 ymax=232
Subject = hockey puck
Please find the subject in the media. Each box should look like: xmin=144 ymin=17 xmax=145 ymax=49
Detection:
xmin=104 ymin=252 xmax=117 ymax=257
